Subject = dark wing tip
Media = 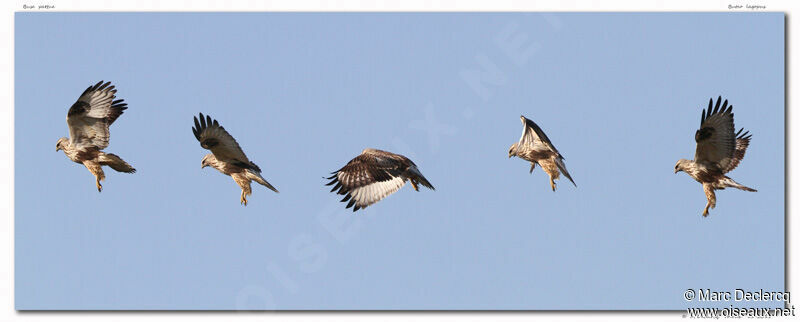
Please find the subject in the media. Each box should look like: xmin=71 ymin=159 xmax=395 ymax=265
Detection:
xmin=703 ymin=96 xmax=733 ymax=124
xmin=248 ymin=161 xmax=262 ymax=173
xmin=192 ymin=116 xmax=202 ymax=140
xmin=90 ymin=80 xmax=107 ymax=92
xmin=737 ymin=128 xmax=752 ymax=140
xmin=198 ymin=113 xmax=207 ymax=129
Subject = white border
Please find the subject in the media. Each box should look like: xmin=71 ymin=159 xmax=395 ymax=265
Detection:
xmin=7 ymin=0 xmax=795 ymax=12
xmin=1 ymin=1 xmax=795 ymax=321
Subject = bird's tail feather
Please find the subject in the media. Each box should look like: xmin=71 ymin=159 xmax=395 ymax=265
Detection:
xmin=555 ymin=158 xmax=576 ymax=187
xmin=408 ymin=166 xmax=434 ymax=190
xmin=247 ymin=169 xmax=279 ymax=193
xmin=722 ymin=177 xmax=757 ymax=192
xmin=416 ymin=175 xmax=434 ymax=190
xmin=99 ymin=153 xmax=136 ymax=173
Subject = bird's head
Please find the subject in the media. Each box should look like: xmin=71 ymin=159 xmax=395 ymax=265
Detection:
xmin=201 ymin=154 xmax=215 ymax=169
xmin=508 ymin=143 xmax=518 ymax=158
xmin=674 ymin=159 xmax=690 ymax=174
xmin=55 ymin=137 xmax=68 ymax=152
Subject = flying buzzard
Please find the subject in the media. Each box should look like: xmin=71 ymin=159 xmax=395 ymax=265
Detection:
xmin=326 ymin=148 xmax=434 ymax=212
xmin=508 ymin=115 xmax=576 ymax=191
xmin=192 ymin=113 xmax=278 ymax=206
xmin=56 ymin=81 xmax=136 ymax=192
xmin=675 ymin=96 xmax=756 ymax=217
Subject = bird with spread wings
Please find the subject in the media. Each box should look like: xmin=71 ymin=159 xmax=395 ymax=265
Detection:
xmin=192 ymin=113 xmax=278 ymax=206
xmin=326 ymin=148 xmax=434 ymax=212
xmin=56 ymin=81 xmax=136 ymax=192
xmin=675 ymin=96 xmax=756 ymax=217
xmin=508 ymin=115 xmax=576 ymax=191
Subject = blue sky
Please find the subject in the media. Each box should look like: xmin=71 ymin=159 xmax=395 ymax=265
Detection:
xmin=15 ymin=12 xmax=784 ymax=310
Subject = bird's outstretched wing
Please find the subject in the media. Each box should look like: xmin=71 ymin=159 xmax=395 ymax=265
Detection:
xmin=519 ymin=115 xmax=560 ymax=154
xmin=723 ymin=128 xmax=752 ymax=174
xmin=326 ymin=149 xmax=411 ymax=211
xmin=694 ymin=96 xmax=738 ymax=171
xmin=519 ymin=115 xmax=575 ymax=186
xmin=66 ymin=81 xmax=128 ymax=150
xmin=192 ymin=113 xmax=260 ymax=172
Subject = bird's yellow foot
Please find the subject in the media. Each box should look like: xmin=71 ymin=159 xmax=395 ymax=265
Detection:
xmin=411 ymin=180 xmax=419 ymax=191
xmin=550 ymin=180 xmax=556 ymax=192
xmin=241 ymin=196 xmax=248 ymax=206
xmin=702 ymin=207 xmax=709 ymax=217
xmin=96 ymin=179 xmax=103 ymax=192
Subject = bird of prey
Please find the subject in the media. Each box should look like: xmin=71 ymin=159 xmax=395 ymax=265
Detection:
xmin=674 ymin=96 xmax=756 ymax=217
xmin=56 ymin=81 xmax=136 ymax=192
xmin=508 ymin=115 xmax=576 ymax=191
xmin=192 ymin=113 xmax=278 ymax=206
xmin=326 ymin=148 xmax=434 ymax=212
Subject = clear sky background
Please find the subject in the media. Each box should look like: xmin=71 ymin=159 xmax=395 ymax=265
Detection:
xmin=15 ymin=13 xmax=784 ymax=310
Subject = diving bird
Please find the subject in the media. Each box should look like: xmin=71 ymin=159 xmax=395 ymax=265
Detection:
xmin=508 ymin=115 xmax=576 ymax=191
xmin=674 ymin=96 xmax=756 ymax=217
xmin=326 ymin=148 xmax=434 ymax=212
xmin=56 ymin=81 xmax=136 ymax=192
xmin=192 ymin=113 xmax=278 ymax=206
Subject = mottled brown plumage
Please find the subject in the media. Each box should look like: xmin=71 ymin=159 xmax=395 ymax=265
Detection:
xmin=675 ymin=96 xmax=756 ymax=217
xmin=56 ymin=81 xmax=136 ymax=192
xmin=193 ymin=113 xmax=278 ymax=206
xmin=326 ymin=148 xmax=434 ymax=212
xmin=508 ymin=115 xmax=575 ymax=191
